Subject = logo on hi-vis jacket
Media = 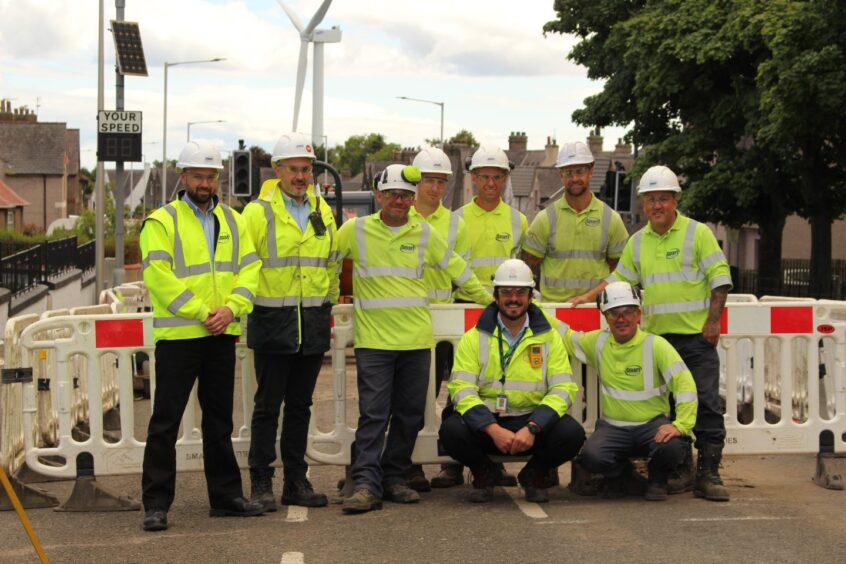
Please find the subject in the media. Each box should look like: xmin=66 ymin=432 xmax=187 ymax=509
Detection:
xmin=495 ymin=232 xmax=511 ymax=242
xmin=625 ymin=365 xmax=642 ymax=376
xmin=666 ymin=248 xmax=680 ymax=259
xmin=584 ymin=217 xmax=600 ymax=227
xmin=218 ymin=233 xmax=231 ymax=242
xmin=400 ymin=244 xmax=415 ymax=253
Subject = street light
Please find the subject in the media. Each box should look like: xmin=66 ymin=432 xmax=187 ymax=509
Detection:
xmin=187 ymin=119 xmax=226 ymax=142
xmin=397 ymin=96 xmax=444 ymax=147
xmin=162 ymin=57 xmax=225 ymax=206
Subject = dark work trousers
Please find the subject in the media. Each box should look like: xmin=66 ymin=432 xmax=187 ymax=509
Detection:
xmin=247 ymin=350 xmax=323 ymax=481
xmin=577 ymin=417 xmax=687 ymax=483
xmin=351 ymin=348 xmax=430 ymax=497
xmin=663 ymin=333 xmax=726 ymax=449
xmin=434 ymin=341 xmax=454 ymax=398
xmin=438 ymin=411 xmax=586 ymax=471
xmin=142 ymin=335 xmax=242 ymax=511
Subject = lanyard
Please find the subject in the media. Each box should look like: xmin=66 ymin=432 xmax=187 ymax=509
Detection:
xmin=497 ymin=325 xmax=527 ymax=386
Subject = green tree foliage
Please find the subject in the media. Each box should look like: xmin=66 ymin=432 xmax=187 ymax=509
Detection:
xmin=544 ymin=0 xmax=846 ymax=296
xmin=447 ymin=129 xmax=478 ymax=147
xmin=327 ymin=133 xmax=400 ymax=177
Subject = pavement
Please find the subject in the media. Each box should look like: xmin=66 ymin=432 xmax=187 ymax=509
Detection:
xmin=2 ymin=358 xmax=844 ymax=564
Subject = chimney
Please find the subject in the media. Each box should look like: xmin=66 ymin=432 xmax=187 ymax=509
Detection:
xmin=508 ymin=131 xmax=527 ymax=153
xmin=587 ymin=126 xmax=603 ymax=155
xmin=542 ymin=136 xmax=559 ymax=167
xmin=614 ymin=137 xmax=632 ymax=157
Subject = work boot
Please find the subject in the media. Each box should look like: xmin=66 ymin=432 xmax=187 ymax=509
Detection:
xmin=598 ymin=473 xmax=628 ymax=499
xmin=517 ymin=462 xmax=551 ymax=504
xmin=667 ymin=444 xmax=694 ymax=494
xmin=405 ymin=464 xmax=432 ymax=493
xmin=693 ymin=443 xmax=731 ymax=502
xmin=430 ymin=463 xmax=464 ymax=488
xmin=644 ymin=481 xmax=669 ymax=501
xmin=497 ymin=463 xmax=518 ymax=487
xmin=249 ymin=468 xmax=277 ymax=513
xmin=568 ymin=458 xmax=599 ymax=496
xmin=282 ymin=478 xmax=328 ymax=507
xmin=342 ymin=488 xmax=383 ymax=514
xmin=383 ymin=482 xmax=421 ymax=504
xmin=467 ymin=462 xmax=502 ymax=503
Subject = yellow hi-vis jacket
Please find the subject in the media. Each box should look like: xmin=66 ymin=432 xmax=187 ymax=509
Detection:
xmin=141 ymin=192 xmax=260 ymax=342
xmin=454 ymin=198 xmax=528 ymax=301
xmin=448 ymin=303 xmax=577 ymax=432
xmin=522 ymin=193 xmax=629 ymax=302
xmin=242 ymin=180 xmax=340 ymax=355
xmin=409 ymin=203 xmax=469 ymax=304
xmin=560 ymin=325 xmax=697 ymax=435
xmin=336 ymin=212 xmax=492 ymax=350
xmin=608 ymin=212 xmax=733 ymax=335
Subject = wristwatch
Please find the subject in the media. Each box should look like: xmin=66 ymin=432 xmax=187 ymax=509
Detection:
xmin=526 ymin=421 xmax=541 ymax=435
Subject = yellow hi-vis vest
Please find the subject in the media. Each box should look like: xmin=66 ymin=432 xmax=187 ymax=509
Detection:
xmin=336 ymin=212 xmax=491 ymax=350
xmin=561 ymin=325 xmax=697 ymax=435
xmin=523 ymin=193 xmax=629 ymax=302
xmin=141 ymin=193 xmax=260 ymax=342
xmin=242 ymin=180 xmax=340 ymax=355
xmin=609 ymin=213 xmax=733 ymax=335
xmin=409 ymin=203 xmax=469 ymax=304
xmin=448 ymin=304 xmax=577 ymax=432
xmin=454 ymin=198 xmax=528 ymax=300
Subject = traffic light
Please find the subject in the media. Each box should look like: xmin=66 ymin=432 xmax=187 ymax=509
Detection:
xmin=231 ymin=150 xmax=252 ymax=197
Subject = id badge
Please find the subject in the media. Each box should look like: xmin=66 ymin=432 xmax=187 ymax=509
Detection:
xmin=528 ymin=344 xmax=543 ymax=368
xmin=495 ymin=394 xmax=508 ymax=414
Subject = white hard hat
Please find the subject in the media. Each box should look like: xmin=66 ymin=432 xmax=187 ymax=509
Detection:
xmin=375 ymin=164 xmax=421 ymax=194
xmin=271 ymin=132 xmax=315 ymax=164
xmin=492 ymin=259 xmax=535 ymax=288
xmin=469 ymin=144 xmax=510 ymax=171
xmin=556 ymin=141 xmax=595 ymax=168
xmin=176 ymin=140 xmax=223 ymax=171
xmin=413 ymin=147 xmax=453 ymax=176
xmin=637 ymin=165 xmax=681 ymax=194
xmin=597 ymin=281 xmax=641 ymax=313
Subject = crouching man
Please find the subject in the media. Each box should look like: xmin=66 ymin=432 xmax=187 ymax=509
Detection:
xmin=439 ymin=259 xmax=585 ymax=503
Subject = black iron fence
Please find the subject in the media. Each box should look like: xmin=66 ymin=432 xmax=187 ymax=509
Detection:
xmin=735 ymin=259 xmax=846 ymax=300
xmin=0 ymin=236 xmax=95 ymax=297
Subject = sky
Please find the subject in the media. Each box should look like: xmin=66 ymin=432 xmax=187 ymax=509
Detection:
xmin=0 ymin=0 xmax=628 ymax=170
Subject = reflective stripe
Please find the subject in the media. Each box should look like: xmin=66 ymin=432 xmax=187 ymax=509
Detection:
xmin=454 ymin=265 xmax=473 ymax=286
xmin=240 ymin=251 xmax=260 ymax=267
xmin=602 ymin=416 xmax=656 ymax=428
xmin=418 ymin=221 xmax=430 ymax=271
xmin=355 ymin=265 xmax=423 ymax=278
xmin=143 ymin=250 xmax=173 ymax=269
xmin=594 ymin=331 xmax=610 ymax=380
xmin=164 ymin=204 xmax=189 ymax=277
xmin=232 ymin=287 xmax=254 ymax=301
xmin=631 ymin=231 xmax=642 ymax=274
xmin=643 ymin=270 xmax=705 ymax=285
xmin=546 ymin=205 xmax=558 ymax=254
xmin=600 ymin=383 xmax=667 ymax=401
xmin=608 ymin=239 xmax=627 ymax=254
xmin=682 ymin=219 xmax=697 ymax=271
xmin=541 ymin=342 xmax=549 ymax=389
xmin=219 ymin=204 xmax=240 ymax=273
xmin=599 ymin=202 xmax=611 ymax=254
xmin=451 ymin=370 xmax=479 ymax=385
xmin=548 ymin=372 xmax=574 ymax=385
xmin=353 ymin=296 xmax=429 ymax=309
xmin=674 ymin=391 xmax=699 ymax=403
xmin=644 ymin=298 xmax=710 ymax=316
xmin=153 ymin=317 xmax=203 ymax=328
xmin=662 ymin=360 xmax=687 ymax=386
xmin=523 ymin=233 xmax=545 ymax=254
xmin=546 ymin=387 xmax=573 ymax=407
xmin=541 ymin=275 xmax=601 ymax=289
xmin=642 ymin=335 xmax=656 ymax=392
xmin=570 ymin=331 xmax=587 ymax=365
xmin=710 ymin=275 xmax=732 ymax=289
xmin=301 ymin=296 xmax=327 ymax=307
xmin=453 ymin=388 xmax=479 ymax=404
xmin=258 ymin=200 xmax=279 ymax=261
xmin=428 ymin=288 xmax=453 ymax=301
xmin=438 ymin=212 xmax=461 ymax=270
xmin=614 ymin=263 xmax=639 ymax=282
xmin=167 ymin=289 xmax=194 ymax=315
xmin=700 ymin=251 xmax=725 ymax=270
xmin=478 ymin=331 xmax=489 ymax=383
xmin=174 ymin=263 xmax=211 ymax=278
xmin=547 ymin=249 xmax=605 ymax=260
xmin=215 ymin=260 xmax=236 ymax=273
xmin=163 ymin=203 xmax=238 ymax=279
xmin=482 ymin=399 xmax=534 ymax=416
xmin=471 ymin=256 xmax=510 ymax=267
xmin=254 ymin=295 xmax=300 ymax=307
xmin=503 ymin=380 xmax=547 ymax=392
xmin=509 ymin=206 xmax=522 ymax=255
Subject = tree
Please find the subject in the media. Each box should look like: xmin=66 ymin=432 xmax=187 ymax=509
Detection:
xmin=328 ymin=133 xmax=400 ymax=177
xmin=448 ymin=129 xmax=478 ymax=147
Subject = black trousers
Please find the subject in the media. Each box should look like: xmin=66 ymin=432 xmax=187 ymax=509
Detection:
xmin=247 ymin=350 xmax=323 ymax=481
xmin=142 ymin=335 xmax=242 ymax=511
xmin=438 ymin=411 xmax=586 ymax=471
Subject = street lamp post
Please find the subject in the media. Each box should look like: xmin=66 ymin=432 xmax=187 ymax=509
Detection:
xmin=187 ymin=119 xmax=226 ymax=142
xmin=162 ymin=57 xmax=225 ymax=206
xmin=397 ymin=96 xmax=444 ymax=147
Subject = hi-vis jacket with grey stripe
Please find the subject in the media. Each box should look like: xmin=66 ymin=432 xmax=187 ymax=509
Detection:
xmin=449 ymin=303 xmax=577 ymax=432
xmin=242 ymin=180 xmax=339 ymax=355
xmin=141 ymin=192 xmax=260 ymax=342
xmin=560 ymin=325 xmax=697 ymax=435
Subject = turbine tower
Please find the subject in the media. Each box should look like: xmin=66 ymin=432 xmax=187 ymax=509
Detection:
xmin=277 ymin=0 xmax=342 ymax=148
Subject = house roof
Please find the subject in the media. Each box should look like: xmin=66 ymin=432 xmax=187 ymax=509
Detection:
xmin=0 ymin=177 xmax=29 ymax=208
xmin=510 ymin=166 xmax=535 ymax=197
xmin=0 ymin=122 xmax=80 ymax=176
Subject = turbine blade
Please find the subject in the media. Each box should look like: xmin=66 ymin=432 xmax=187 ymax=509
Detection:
xmin=292 ymin=40 xmax=308 ymax=131
xmin=304 ymin=0 xmax=333 ymax=36
xmin=276 ymin=0 xmax=303 ymax=33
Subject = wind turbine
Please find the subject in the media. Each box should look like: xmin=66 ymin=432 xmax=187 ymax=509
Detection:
xmin=277 ymin=0 xmax=342 ymax=148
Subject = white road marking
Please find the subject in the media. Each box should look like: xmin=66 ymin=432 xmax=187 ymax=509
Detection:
xmin=280 ymin=551 xmax=305 ymax=564
xmin=505 ymin=487 xmax=549 ymax=519
xmin=680 ymin=516 xmax=796 ymax=522
xmin=537 ymin=519 xmax=592 ymax=525
xmin=286 ymin=506 xmax=309 ymax=522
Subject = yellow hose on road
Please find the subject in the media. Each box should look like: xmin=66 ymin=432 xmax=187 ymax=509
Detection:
xmin=0 ymin=466 xmax=50 ymax=563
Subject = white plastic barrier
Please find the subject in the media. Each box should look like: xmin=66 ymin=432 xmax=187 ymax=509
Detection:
xmin=0 ymin=314 xmax=40 ymax=474
xmin=99 ymin=282 xmax=150 ymax=314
